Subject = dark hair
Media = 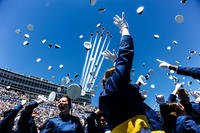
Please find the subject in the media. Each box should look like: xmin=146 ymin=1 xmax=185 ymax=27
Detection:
xmin=160 ymin=102 xmax=184 ymax=118
xmin=102 ymin=66 xmax=115 ymax=89
xmin=177 ymin=89 xmax=189 ymax=100
xmin=62 ymin=96 xmax=72 ymax=109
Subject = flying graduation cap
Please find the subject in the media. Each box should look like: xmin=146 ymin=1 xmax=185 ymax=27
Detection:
xmin=67 ymin=84 xmax=81 ymax=99
xmin=90 ymin=0 xmax=96 ymax=6
xmin=55 ymin=44 xmax=61 ymax=49
xmin=98 ymin=8 xmax=106 ymax=13
xmin=136 ymin=6 xmax=144 ymax=14
xmin=23 ymin=41 xmax=29 ymax=46
xmin=27 ymin=24 xmax=34 ymax=31
xmin=83 ymin=41 xmax=92 ymax=50
xmin=48 ymin=91 xmax=56 ymax=102
xmin=175 ymin=14 xmax=184 ymax=24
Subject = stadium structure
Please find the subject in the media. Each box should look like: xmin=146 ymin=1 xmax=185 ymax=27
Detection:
xmin=0 ymin=68 xmax=92 ymax=104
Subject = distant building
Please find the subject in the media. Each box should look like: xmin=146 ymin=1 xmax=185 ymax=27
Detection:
xmin=0 ymin=68 xmax=91 ymax=104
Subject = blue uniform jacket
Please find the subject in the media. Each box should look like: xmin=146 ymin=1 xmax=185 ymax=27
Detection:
xmin=176 ymin=116 xmax=200 ymax=133
xmin=168 ymin=94 xmax=200 ymax=124
xmin=40 ymin=114 xmax=84 ymax=133
xmin=99 ymin=35 xmax=153 ymax=133
xmin=0 ymin=104 xmax=23 ymax=133
xmin=16 ymin=101 xmax=39 ymax=133
xmin=142 ymin=103 xmax=163 ymax=131
xmin=177 ymin=67 xmax=200 ymax=80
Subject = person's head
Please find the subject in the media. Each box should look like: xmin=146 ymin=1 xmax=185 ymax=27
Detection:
xmin=57 ymin=96 xmax=72 ymax=115
xmin=96 ymin=111 xmax=106 ymax=127
xmin=102 ymin=67 xmax=115 ymax=89
xmin=160 ymin=102 xmax=185 ymax=119
xmin=177 ymin=89 xmax=190 ymax=102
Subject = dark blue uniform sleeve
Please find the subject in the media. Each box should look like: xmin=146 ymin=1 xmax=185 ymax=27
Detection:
xmin=16 ymin=101 xmax=39 ymax=133
xmin=0 ymin=104 xmax=23 ymax=123
xmin=176 ymin=116 xmax=200 ymax=133
xmin=177 ymin=67 xmax=200 ymax=80
xmin=20 ymin=101 xmax=38 ymax=120
xmin=40 ymin=119 xmax=54 ymax=133
xmin=105 ymin=35 xmax=134 ymax=93
xmin=0 ymin=104 xmax=23 ymax=131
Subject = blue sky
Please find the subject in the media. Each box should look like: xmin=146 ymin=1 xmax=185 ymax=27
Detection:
xmin=0 ymin=0 xmax=200 ymax=109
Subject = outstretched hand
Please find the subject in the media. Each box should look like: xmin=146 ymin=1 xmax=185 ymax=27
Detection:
xmin=102 ymin=49 xmax=117 ymax=62
xmin=137 ymin=75 xmax=147 ymax=86
xmin=156 ymin=59 xmax=171 ymax=69
xmin=21 ymin=99 xmax=27 ymax=106
xmin=113 ymin=12 xmax=128 ymax=33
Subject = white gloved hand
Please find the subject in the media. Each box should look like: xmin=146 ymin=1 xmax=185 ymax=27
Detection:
xmin=38 ymin=95 xmax=47 ymax=102
xmin=195 ymin=96 xmax=200 ymax=103
xmin=137 ymin=75 xmax=147 ymax=86
xmin=155 ymin=94 xmax=165 ymax=105
xmin=21 ymin=100 xmax=27 ymax=106
xmin=175 ymin=83 xmax=183 ymax=90
xmin=190 ymin=91 xmax=200 ymax=99
xmin=172 ymin=83 xmax=183 ymax=95
xmin=113 ymin=12 xmax=128 ymax=32
xmin=102 ymin=49 xmax=117 ymax=62
xmin=156 ymin=59 xmax=171 ymax=69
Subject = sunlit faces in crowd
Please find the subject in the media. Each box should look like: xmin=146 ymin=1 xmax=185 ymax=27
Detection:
xmin=57 ymin=96 xmax=71 ymax=114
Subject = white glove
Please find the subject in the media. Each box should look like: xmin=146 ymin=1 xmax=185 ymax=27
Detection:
xmin=195 ymin=96 xmax=200 ymax=103
xmin=113 ymin=12 xmax=128 ymax=32
xmin=155 ymin=94 xmax=165 ymax=105
xmin=137 ymin=75 xmax=147 ymax=86
xmin=38 ymin=95 xmax=47 ymax=102
xmin=156 ymin=59 xmax=171 ymax=69
xmin=175 ymin=83 xmax=183 ymax=90
xmin=172 ymin=83 xmax=183 ymax=95
xmin=21 ymin=100 xmax=27 ymax=106
xmin=190 ymin=91 xmax=200 ymax=99
xmin=102 ymin=49 xmax=117 ymax=62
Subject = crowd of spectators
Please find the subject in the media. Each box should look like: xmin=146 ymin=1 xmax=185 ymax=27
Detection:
xmin=0 ymin=86 xmax=96 ymax=132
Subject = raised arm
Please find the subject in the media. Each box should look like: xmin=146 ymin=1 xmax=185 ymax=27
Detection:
xmin=104 ymin=12 xmax=134 ymax=93
xmin=156 ymin=59 xmax=200 ymax=80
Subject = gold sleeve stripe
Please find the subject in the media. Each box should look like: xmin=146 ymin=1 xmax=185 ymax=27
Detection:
xmin=112 ymin=115 xmax=150 ymax=133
